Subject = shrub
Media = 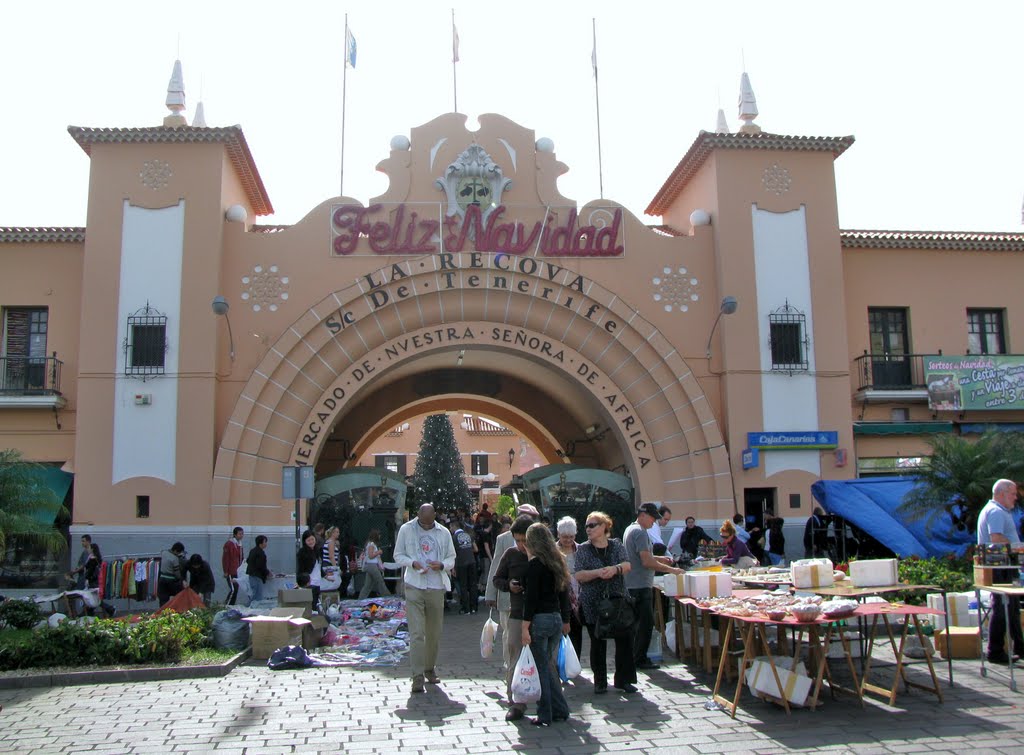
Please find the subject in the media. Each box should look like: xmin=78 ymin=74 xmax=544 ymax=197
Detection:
xmin=0 ymin=607 xmax=214 ymax=671
xmin=897 ymin=556 xmax=974 ymax=604
xmin=0 ymin=599 xmax=43 ymax=629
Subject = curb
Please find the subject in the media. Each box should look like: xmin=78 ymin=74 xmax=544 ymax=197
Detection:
xmin=0 ymin=647 xmax=251 ymax=689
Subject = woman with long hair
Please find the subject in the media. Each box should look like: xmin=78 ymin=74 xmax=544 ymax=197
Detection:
xmin=321 ymin=526 xmax=343 ymax=592
xmin=720 ymin=520 xmax=758 ymax=568
xmin=358 ymin=528 xmax=391 ymax=599
xmin=555 ymin=516 xmax=584 ymax=662
xmin=83 ymin=543 xmax=116 ymax=618
xmin=574 ymin=510 xmax=635 ymax=694
xmin=520 ymin=522 xmax=571 ymax=726
xmin=296 ymin=529 xmax=322 ymax=611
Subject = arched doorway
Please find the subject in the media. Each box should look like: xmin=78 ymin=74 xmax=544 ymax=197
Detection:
xmin=211 ymin=253 xmax=733 ymax=524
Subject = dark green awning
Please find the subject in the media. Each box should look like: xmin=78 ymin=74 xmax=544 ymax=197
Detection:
xmin=853 ymin=422 xmax=953 ymax=436
xmin=23 ymin=466 xmax=72 ymax=524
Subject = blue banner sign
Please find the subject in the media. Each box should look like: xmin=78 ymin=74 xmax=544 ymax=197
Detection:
xmin=741 ymin=448 xmax=759 ymax=469
xmin=747 ymin=431 xmax=838 ymax=450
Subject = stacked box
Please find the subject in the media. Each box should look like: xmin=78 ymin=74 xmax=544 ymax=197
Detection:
xmin=683 ymin=571 xmax=732 ymax=599
xmin=661 ymin=574 xmax=686 ymax=597
xmin=926 ymin=592 xmax=979 ymax=631
xmin=934 ymin=627 xmax=981 ymax=659
xmin=278 ymin=588 xmax=313 ymax=607
xmin=849 ymin=558 xmax=899 ymax=588
xmin=242 ymin=613 xmax=312 ymax=659
xmin=790 ymin=559 xmax=833 ymax=589
xmin=745 ymin=656 xmax=811 ymax=707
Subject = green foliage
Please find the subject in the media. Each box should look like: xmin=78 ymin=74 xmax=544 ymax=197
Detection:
xmin=494 ymin=495 xmax=516 ymax=519
xmin=0 ymin=608 xmax=214 ymax=671
xmin=0 ymin=449 xmax=68 ymax=554
xmin=896 ymin=556 xmax=974 ymax=604
xmin=0 ymin=600 xmax=43 ymax=629
xmin=411 ymin=414 xmax=473 ymax=514
xmin=898 ymin=431 xmax=1024 ymax=535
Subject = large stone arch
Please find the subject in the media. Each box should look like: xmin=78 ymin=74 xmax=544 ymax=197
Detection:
xmin=212 ymin=252 xmax=733 ymax=524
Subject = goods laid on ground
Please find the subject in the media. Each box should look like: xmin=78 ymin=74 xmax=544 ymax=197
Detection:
xmin=745 ymin=656 xmax=811 ymax=707
xmin=314 ymin=598 xmax=408 ymax=666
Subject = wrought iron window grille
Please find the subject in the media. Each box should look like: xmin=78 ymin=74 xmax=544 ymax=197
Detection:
xmin=124 ymin=303 xmax=168 ymax=379
xmin=768 ymin=301 xmax=809 ymax=373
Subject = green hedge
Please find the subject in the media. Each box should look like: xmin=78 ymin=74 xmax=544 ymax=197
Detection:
xmin=0 ymin=608 xmax=213 ymax=671
xmin=897 ymin=556 xmax=974 ymax=604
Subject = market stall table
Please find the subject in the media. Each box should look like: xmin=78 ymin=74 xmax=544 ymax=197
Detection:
xmin=710 ymin=609 xmax=862 ymax=718
xmin=673 ymin=590 xmax=770 ymax=672
xmin=974 ymin=582 xmax=1024 ymax=692
xmin=852 ymin=602 xmax=944 ymax=705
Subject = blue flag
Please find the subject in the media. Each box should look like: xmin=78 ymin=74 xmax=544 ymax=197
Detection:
xmin=345 ymin=27 xmax=357 ymax=69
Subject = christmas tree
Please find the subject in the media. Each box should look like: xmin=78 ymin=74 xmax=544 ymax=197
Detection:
xmin=411 ymin=414 xmax=472 ymax=514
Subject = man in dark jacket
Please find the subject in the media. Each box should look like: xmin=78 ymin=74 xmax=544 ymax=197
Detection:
xmin=677 ymin=517 xmax=714 ymax=559
xmin=158 ymin=542 xmax=188 ymax=606
xmin=188 ymin=554 xmax=217 ymax=606
xmin=803 ymin=508 xmax=829 ymax=558
xmin=246 ymin=535 xmax=271 ymax=603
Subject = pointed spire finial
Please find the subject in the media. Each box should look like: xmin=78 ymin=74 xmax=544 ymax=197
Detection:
xmin=192 ymin=101 xmax=207 ymax=127
xmin=164 ymin=60 xmax=187 ymax=127
xmin=738 ymin=72 xmax=761 ymax=134
xmin=716 ymin=108 xmax=730 ymax=134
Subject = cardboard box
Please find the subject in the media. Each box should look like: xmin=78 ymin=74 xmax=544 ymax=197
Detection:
xmin=242 ymin=614 xmax=312 ymax=659
xmin=926 ymin=592 xmax=980 ymax=630
xmin=271 ymin=605 xmax=312 ymax=620
xmin=661 ymin=574 xmax=686 ymax=597
xmin=684 ymin=571 xmax=732 ymax=599
xmin=849 ymin=558 xmax=899 ymax=588
xmin=973 ymin=565 xmax=995 ymax=587
xmin=934 ymin=627 xmax=981 ymax=659
xmin=745 ymin=656 xmax=811 ymax=707
xmin=278 ymin=588 xmax=313 ymax=606
xmin=791 ymin=559 xmax=833 ymax=589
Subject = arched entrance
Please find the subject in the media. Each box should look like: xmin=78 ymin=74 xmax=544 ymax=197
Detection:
xmin=211 ymin=252 xmax=733 ymax=524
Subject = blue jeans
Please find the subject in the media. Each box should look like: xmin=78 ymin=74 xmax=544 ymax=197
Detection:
xmin=528 ymin=612 xmax=569 ymax=723
xmin=249 ymin=575 xmax=265 ymax=603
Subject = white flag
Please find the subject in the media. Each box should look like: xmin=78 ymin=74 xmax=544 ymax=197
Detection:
xmin=452 ymin=24 xmax=460 ymax=63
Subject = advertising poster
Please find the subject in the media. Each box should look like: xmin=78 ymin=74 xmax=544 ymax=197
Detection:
xmin=924 ymin=355 xmax=1024 ymax=411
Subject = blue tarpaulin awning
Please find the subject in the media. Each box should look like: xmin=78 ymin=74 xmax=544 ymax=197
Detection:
xmin=810 ymin=476 xmax=995 ymax=558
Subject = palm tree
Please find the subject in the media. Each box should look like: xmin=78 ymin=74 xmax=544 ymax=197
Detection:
xmin=899 ymin=431 xmax=1024 ymax=536
xmin=0 ymin=448 xmax=68 ymax=555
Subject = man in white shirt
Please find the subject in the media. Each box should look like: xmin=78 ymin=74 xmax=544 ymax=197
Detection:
xmin=394 ymin=504 xmax=457 ymax=693
xmin=646 ymin=505 xmax=672 ymax=554
xmin=978 ymin=478 xmax=1024 ymax=663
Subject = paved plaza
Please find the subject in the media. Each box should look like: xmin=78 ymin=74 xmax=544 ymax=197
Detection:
xmin=1 ymin=608 xmax=1021 ymax=754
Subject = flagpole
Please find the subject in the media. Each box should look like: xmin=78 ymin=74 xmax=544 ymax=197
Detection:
xmin=592 ymin=18 xmax=605 ymax=200
xmin=451 ymin=9 xmax=458 ymax=113
xmin=341 ymin=13 xmax=349 ymax=197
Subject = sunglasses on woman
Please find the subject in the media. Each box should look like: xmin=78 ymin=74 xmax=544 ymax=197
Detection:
xmin=585 ymin=523 xmax=601 ymax=529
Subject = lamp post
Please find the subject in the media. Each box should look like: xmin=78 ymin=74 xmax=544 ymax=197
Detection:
xmin=211 ymin=296 xmax=235 ymax=361
xmin=705 ymin=295 xmax=738 ymax=359
xmin=508 ymin=448 xmax=515 ymax=469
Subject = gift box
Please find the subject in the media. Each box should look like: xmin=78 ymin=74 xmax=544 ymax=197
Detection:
xmin=926 ymin=592 xmax=980 ymax=630
xmin=790 ymin=559 xmax=833 ymax=589
xmin=745 ymin=656 xmax=811 ymax=707
xmin=934 ymin=626 xmax=981 ymax=659
xmin=684 ymin=571 xmax=732 ymax=599
xmin=661 ymin=574 xmax=686 ymax=597
xmin=849 ymin=558 xmax=899 ymax=588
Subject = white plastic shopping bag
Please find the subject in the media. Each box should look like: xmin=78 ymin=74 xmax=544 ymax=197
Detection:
xmin=561 ymin=635 xmax=582 ymax=679
xmin=480 ymin=610 xmax=500 ymax=659
xmin=665 ymin=620 xmax=677 ymax=654
xmin=511 ymin=646 xmax=542 ymax=704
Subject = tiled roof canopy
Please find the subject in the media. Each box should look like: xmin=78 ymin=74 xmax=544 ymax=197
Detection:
xmin=0 ymin=227 xmax=85 ymax=243
xmin=67 ymin=126 xmax=273 ymax=216
xmin=645 ymin=131 xmax=855 ymax=216
xmin=841 ymin=230 xmax=1024 ymax=252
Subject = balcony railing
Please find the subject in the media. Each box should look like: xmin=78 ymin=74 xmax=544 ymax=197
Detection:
xmin=0 ymin=354 xmax=63 ymax=396
xmin=853 ymin=353 xmax=926 ymax=391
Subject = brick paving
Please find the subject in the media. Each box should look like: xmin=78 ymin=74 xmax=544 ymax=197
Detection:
xmin=1 ymin=607 xmax=1022 ymax=754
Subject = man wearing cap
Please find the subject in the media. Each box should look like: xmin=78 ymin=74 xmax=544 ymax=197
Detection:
xmin=157 ymin=541 xmax=188 ymax=606
xmin=394 ymin=503 xmax=457 ymax=694
xmin=486 ymin=503 xmax=540 ymax=668
xmin=624 ymin=503 xmax=684 ymax=670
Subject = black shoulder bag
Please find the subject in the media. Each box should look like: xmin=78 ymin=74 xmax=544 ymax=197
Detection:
xmin=592 ymin=540 xmax=635 ymax=640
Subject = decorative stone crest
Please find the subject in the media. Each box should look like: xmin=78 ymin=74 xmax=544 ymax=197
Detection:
xmin=140 ymin=159 xmax=173 ymax=190
xmin=652 ymin=266 xmax=700 ymax=313
xmin=435 ymin=144 xmax=512 ymax=224
xmin=241 ymin=265 xmax=289 ymax=312
xmin=762 ymin=163 xmax=791 ymax=196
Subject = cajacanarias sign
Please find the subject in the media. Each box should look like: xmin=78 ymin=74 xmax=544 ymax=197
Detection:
xmin=330 ymin=203 xmax=625 ymax=258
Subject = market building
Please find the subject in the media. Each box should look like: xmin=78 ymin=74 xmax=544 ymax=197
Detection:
xmin=3 ymin=62 xmax=1023 ymax=582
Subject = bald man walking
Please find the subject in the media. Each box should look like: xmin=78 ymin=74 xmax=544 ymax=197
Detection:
xmin=394 ymin=504 xmax=457 ymax=693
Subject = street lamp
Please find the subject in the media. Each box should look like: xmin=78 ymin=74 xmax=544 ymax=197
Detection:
xmin=211 ymin=296 xmax=235 ymax=361
xmin=508 ymin=448 xmax=515 ymax=468
xmin=705 ymin=295 xmax=738 ymax=359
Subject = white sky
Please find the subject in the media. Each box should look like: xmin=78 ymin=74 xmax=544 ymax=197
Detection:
xmin=2 ymin=1 xmax=1022 ymax=232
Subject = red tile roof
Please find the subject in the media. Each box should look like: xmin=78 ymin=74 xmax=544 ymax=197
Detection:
xmin=645 ymin=131 xmax=855 ymax=216
xmin=67 ymin=126 xmax=273 ymax=216
xmin=0 ymin=227 xmax=85 ymax=243
xmin=840 ymin=229 xmax=1024 ymax=252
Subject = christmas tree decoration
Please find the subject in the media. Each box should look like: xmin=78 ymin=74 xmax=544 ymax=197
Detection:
xmin=411 ymin=414 xmax=473 ymax=514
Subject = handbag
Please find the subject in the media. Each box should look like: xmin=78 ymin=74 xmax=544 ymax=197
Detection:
xmin=591 ymin=540 xmax=635 ymax=639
